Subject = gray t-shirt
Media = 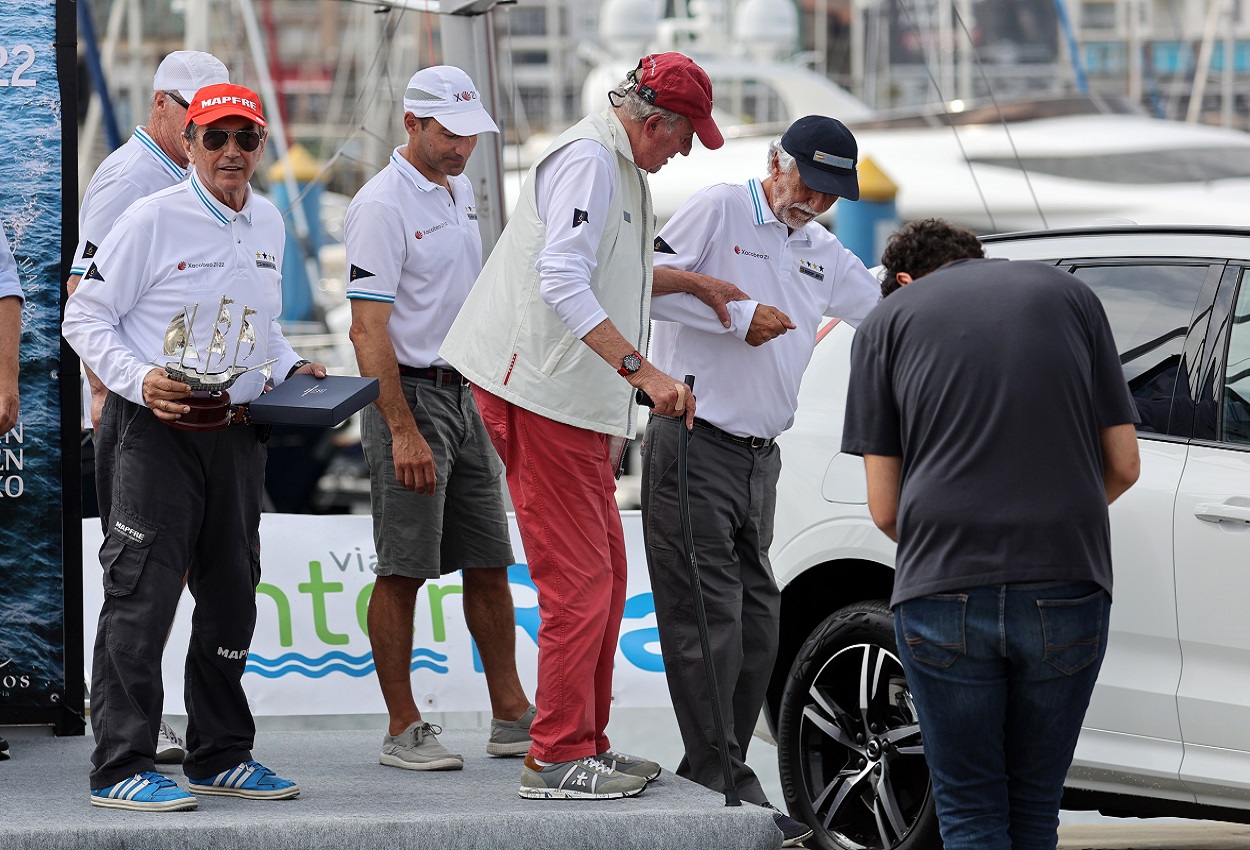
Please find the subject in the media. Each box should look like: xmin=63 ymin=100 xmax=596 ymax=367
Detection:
xmin=842 ymin=258 xmax=1137 ymax=607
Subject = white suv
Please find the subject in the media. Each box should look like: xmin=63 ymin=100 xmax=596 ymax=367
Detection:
xmin=767 ymin=225 xmax=1250 ymax=850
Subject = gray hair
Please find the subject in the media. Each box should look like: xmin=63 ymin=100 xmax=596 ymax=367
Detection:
xmin=767 ymin=137 xmax=796 ymax=173
xmin=610 ymin=78 xmax=687 ymax=132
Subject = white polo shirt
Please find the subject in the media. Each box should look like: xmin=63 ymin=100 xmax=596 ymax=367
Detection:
xmin=651 ymin=178 xmax=880 ymax=438
xmin=70 ymin=126 xmax=187 ymax=276
xmin=0 ymin=226 xmax=21 ymax=302
xmin=344 ymin=147 xmax=483 ymax=369
xmin=63 ymin=170 xmax=302 ymax=406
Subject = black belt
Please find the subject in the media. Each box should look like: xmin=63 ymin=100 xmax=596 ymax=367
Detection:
xmin=398 ymin=365 xmax=469 ymax=386
xmin=692 ymin=417 xmax=775 ymax=449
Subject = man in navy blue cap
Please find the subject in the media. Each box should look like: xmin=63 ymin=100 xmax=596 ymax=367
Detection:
xmin=641 ymin=114 xmax=880 ymax=846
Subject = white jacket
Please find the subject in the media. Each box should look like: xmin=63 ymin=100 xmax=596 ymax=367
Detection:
xmin=440 ymin=110 xmax=654 ymax=438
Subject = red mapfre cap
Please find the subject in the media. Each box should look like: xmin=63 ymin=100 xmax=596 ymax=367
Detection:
xmin=185 ymin=83 xmax=266 ymax=128
xmin=630 ymin=53 xmax=723 ymax=150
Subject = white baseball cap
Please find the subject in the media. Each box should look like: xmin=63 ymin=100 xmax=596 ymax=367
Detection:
xmin=403 ymin=66 xmax=499 ymax=136
xmin=153 ymin=51 xmax=229 ymax=103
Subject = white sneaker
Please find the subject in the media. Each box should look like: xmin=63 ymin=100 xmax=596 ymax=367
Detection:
xmin=155 ymin=720 xmax=186 ymax=764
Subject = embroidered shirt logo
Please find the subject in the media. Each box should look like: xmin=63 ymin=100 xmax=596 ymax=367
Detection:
xmin=799 ymin=259 xmax=826 ymax=281
xmin=177 ymin=260 xmax=226 ymax=271
xmin=733 ymin=245 xmax=770 ymax=260
xmin=466 ymin=205 xmax=478 ymax=221
xmin=350 ymin=265 xmax=375 ymax=281
xmin=415 ymin=221 xmax=449 ymax=240
xmin=255 ymin=251 xmax=277 ymax=270
xmin=572 ymin=208 xmax=589 ymax=228
xmin=83 ymin=241 xmax=99 ymax=259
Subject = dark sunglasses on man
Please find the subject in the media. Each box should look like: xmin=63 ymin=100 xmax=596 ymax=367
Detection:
xmin=193 ymin=128 xmax=264 ymax=153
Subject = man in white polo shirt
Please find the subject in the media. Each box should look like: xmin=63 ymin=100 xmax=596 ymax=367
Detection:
xmin=345 ymin=65 xmax=534 ymax=773
xmin=67 ymin=49 xmax=230 ymax=766
xmin=64 ymin=83 xmax=322 ymax=811
xmin=642 ymin=115 xmax=880 ymax=845
xmin=0 ymin=223 xmax=20 ymax=439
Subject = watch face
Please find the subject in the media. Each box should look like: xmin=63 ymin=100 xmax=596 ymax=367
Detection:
xmin=622 ymin=353 xmax=643 ymax=374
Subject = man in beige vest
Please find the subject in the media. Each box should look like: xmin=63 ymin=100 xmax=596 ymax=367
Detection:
xmin=441 ymin=52 xmax=730 ymax=799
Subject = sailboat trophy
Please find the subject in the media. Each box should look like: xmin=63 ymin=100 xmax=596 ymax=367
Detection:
xmin=158 ymin=296 xmax=277 ymax=431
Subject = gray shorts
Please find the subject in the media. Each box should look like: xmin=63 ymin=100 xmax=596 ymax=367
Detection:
xmin=361 ymin=375 xmax=514 ymax=579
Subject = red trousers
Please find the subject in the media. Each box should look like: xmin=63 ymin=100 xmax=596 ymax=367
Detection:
xmin=473 ymin=387 xmax=628 ymax=763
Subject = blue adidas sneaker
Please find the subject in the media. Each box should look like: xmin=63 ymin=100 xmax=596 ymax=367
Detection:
xmin=187 ymin=760 xmax=299 ymax=800
xmin=90 ymin=771 xmax=198 ymax=811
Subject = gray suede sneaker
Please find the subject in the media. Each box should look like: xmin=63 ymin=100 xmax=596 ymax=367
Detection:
xmin=379 ymin=722 xmax=464 ymax=771
xmin=155 ymin=720 xmax=186 ymax=765
xmin=518 ymin=754 xmax=647 ymax=800
xmin=487 ymin=704 xmax=536 ymax=756
xmin=597 ymin=748 xmax=661 ymax=782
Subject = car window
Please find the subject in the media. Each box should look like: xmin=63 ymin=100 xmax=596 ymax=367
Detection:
xmin=1068 ymin=263 xmax=1209 ymax=436
xmin=1222 ymin=270 xmax=1250 ymax=445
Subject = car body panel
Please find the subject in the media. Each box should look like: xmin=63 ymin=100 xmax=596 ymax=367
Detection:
xmin=771 ymin=225 xmax=1250 ymax=824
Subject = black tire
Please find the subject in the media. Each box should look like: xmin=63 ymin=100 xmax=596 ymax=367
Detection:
xmin=778 ymin=601 xmax=941 ymax=850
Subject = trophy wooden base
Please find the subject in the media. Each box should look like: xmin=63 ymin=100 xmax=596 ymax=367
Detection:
xmin=166 ymin=391 xmax=232 ymax=431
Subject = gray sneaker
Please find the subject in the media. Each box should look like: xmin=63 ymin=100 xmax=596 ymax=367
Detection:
xmin=519 ymin=754 xmax=647 ymax=800
xmin=598 ymin=748 xmax=661 ymax=781
xmin=155 ymin=721 xmax=186 ymax=765
xmin=487 ymin=704 xmax=536 ymax=756
xmin=379 ymin=722 xmax=464 ymax=771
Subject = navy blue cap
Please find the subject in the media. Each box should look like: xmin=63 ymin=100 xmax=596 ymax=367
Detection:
xmin=780 ymin=115 xmax=860 ymax=201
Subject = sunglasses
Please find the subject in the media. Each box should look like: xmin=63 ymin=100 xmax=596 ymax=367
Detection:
xmin=196 ymin=128 xmax=264 ymax=153
xmin=165 ymin=91 xmax=189 ymax=109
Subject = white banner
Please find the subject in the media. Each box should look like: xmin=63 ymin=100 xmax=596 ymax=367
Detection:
xmin=82 ymin=512 xmax=672 ymax=715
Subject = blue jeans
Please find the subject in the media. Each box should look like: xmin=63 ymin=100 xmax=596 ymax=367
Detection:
xmin=894 ymin=582 xmax=1110 ymax=850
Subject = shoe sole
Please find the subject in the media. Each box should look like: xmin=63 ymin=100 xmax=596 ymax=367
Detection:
xmin=486 ymin=739 xmax=532 ymax=757
xmin=781 ymin=830 xmax=814 ymax=848
xmin=517 ymin=784 xmax=645 ymax=800
xmin=189 ymin=785 xmax=300 ymax=800
xmin=155 ymin=747 xmax=185 ymax=765
xmin=89 ymin=795 xmax=198 ymax=812
xmin=379 ymin=752 xmax=464 ymax=771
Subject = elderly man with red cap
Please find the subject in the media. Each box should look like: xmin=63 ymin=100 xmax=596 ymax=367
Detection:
xmin=441 ymin=52 xmax=728 ymax=800
xmin=64 ymin=83 xmax=324 ymax=812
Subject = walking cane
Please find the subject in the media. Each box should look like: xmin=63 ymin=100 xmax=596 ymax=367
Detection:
xmin=640 ymin=376 xmax=741 ymax=807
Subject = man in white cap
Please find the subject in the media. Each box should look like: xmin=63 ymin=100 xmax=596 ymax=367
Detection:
xmin=70 ymin=50 xmax=230 ymax=430
xmin=345 ymin=65 xmax=535 ymax=772
xmin=66 ymin=49 xmax=229 ymax=766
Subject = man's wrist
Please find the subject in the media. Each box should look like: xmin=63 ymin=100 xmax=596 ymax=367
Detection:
xmin=286 ymin=359 xmax=312 ymax=379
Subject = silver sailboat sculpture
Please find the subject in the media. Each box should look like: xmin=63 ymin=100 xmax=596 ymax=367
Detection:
xmin=157 ymin=295 xmax=276 ymax=393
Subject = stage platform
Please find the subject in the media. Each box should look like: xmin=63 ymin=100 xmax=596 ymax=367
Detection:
xmin=0 ymin=728 xmax=782 ymax=850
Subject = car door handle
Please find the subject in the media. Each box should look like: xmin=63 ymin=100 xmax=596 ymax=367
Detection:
xmin=1194 ymin=503 xmax=1250 ymax=524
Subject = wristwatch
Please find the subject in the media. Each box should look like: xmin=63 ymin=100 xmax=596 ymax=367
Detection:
xmin=618 ymin=351 xmax=643 ymax=377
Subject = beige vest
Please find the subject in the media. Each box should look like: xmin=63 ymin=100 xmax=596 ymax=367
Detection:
xmin=440 ymin=110 xmax=654 ymax=438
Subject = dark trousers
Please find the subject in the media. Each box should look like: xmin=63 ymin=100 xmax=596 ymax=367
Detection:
xmin=895 ymin=582 xmax=1110 ymax=850
xmin=641 ymin=415 xmax=782 ymax=804
xmin=90 ymin=393 xmax=266 ymax=789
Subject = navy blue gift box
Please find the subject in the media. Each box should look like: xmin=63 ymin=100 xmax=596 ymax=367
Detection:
xmin=249 ymin=375 xmax=379 ymax=427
